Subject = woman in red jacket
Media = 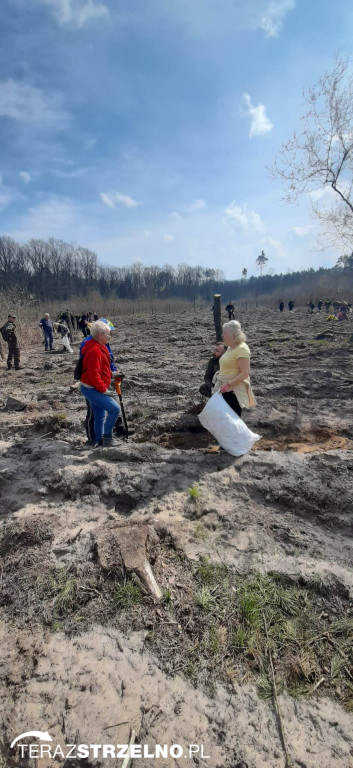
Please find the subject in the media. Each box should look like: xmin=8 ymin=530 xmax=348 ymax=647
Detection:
xmin=80 ymin=320 xmax=120 ymax=447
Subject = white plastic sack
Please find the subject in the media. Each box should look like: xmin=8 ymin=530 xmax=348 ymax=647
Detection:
xmin=62 ymin=335 xmax=73 ymax=354
xmin=199 ymin=391 xmax=261 ymax=457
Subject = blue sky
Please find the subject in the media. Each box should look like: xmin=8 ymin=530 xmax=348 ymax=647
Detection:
xmin=0 ymin=0 xmax=352 ymax=279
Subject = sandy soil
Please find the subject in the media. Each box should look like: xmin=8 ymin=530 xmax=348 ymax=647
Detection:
xmin=0 ymin=308 xmax=353 ymax=768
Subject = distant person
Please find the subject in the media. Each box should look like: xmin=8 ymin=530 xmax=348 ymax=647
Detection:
xmin=279 ymin=301 xmax=284 ymax=312
xmin=1 ymin=313 xmax=21 ymax=370
xmin=324 ymin=299 xmax=331 ymax=313
xmin=318 ymin=300 xmax=323 ymax=311
xmin=54 ymin=322 xmax=73 ymax=353
xmin=308 ymin=301 xmax=315 ymax=313
xmin=39 ymin=312 xmax=54 ymax=352
xmin=225 ymin=302 xmax=235 ymax=320
xmin=80 ymin=320 xmax=121 ymax=448
xmin=338 ymin=302 xmax=349 ymax=321
xmin=79 ymin=314 xmax=89 ymax=337
xmin=199 ymin=342 xmax=225 ymax=398
xmin=288 ymin=300 xmax=294 ymax=311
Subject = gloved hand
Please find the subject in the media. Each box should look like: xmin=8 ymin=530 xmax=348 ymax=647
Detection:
xmin=112 ymin=370 xmax=125 ymax=380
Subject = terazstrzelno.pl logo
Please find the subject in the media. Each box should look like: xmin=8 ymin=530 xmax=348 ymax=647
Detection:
xmin=10 ymin=730 xmax=210 ymax=761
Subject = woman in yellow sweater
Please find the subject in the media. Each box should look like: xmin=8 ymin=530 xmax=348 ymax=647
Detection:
xmin=213 ymin=320 xmax=256 ymax=417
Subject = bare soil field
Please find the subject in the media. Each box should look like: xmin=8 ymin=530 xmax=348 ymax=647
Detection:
xmin=0 ymin=307 xmax=353 ymax=768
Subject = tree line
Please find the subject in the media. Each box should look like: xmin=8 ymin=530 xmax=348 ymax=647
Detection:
xmin=1 ymin=234 xmax=353 ymax=306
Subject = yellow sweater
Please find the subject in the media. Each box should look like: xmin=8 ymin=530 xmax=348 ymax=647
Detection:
xmin=213 ymin=342 xmax=256 ymax=409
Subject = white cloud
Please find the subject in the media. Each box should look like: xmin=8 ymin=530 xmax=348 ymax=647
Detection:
xmin=0 ymin=79 xmax=70 ymax=127
xmin=169 ymin=211 xmax=182 ymax=221
xmin=100 ymin=192 xmax=139 ymax=209
xmin=100 ymin=192 xmax=115 ymax=209
xmin=242 ymin=93 xmax=273 ymax=138
xmin=19 ymin=171 xmax=31 ymax=184
xmin=292 ymin=225 xmax=314 ymax=236
xmin=186 ymin=198 xmax=206 ymax=213
xmin=11 ymin=197 xmax=78 ymax=239
xmin=264 ymin=237 xmax=287 ymax=261
xmin=39 ymin=0 xmax=109 ymax=27
xmin=224 ymin=201 xmax=263 ymax=232
xmin=163 ymin=234 xmax=173 ymax=242
xmin=260 ymin=0 xmax=295 ymax=38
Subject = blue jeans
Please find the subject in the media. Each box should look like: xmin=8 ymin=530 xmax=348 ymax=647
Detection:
xmin=80 ymin=385 xmax=120 ymax=441
xmin=44 ymin=330 xmax=53 ymax=350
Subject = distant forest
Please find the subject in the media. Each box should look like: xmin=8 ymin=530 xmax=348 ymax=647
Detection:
xmin=1 ymin=235 xmax=353 ymax=305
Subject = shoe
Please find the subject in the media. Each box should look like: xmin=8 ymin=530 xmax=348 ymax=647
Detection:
xmin=102 ymin=435 xmax=120 ymax=447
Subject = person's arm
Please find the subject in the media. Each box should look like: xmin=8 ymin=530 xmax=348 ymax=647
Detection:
xmin=220 ymin=357 xmax=250 ymax=392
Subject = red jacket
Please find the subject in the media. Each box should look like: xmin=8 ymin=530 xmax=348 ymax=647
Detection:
xmin=80 ymin=338 xmax=112 ymax=393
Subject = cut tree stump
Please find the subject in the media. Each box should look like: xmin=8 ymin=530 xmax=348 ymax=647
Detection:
xmin=96 ymin=523 xmax=162 ymax=602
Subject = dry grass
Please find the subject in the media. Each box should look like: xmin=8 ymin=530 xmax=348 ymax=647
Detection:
xmin=1 ymin=517 xmax=352 ymax=710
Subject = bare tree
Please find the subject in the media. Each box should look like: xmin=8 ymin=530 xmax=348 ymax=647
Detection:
xmin=256 ymin=250 xmax=268 ymax=276
xmin=273 ymin=56 xmax=353 ymax=249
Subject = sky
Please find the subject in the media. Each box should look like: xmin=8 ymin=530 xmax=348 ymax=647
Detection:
xmin=0 ymin=0 xmax=353 ymax=279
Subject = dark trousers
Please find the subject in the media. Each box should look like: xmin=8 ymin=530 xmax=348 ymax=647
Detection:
xmin=44 ymin=330 xmax=53 ymax=350
xmin=222 ymin=391 xmax=242 ymax=417
xmin=7 ymin=341 xmax=20 ymax=369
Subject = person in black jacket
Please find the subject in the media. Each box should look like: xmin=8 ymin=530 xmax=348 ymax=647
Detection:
xmin=199 ymin=342 xmax=225 ymax=397
xmin=1 ymin=314 xmax=21 ymax=370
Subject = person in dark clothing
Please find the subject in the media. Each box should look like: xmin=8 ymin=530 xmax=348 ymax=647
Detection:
xmin=39 ymin=313 xmax=54 ymax=351
xmin=308 ymin=301 xmax=315 ymax=313
xmin=79 ymin=314 xmax=89 ymax=337
xmin=225 ymin=302 xmax=235 ymax=320
xmin=199 ymin=342 xmax=225 ymax=397
xmin=279 ymin=301 xmax=284 ymax=312
xmin=1 ymin=314 xmax=21 ymax=370
xmin=324 ymin=299 xmax=331 ymax=313
xmin=318 ymin=300 xmax=323 ymax=311
xmin=288 ymin=300 xmax=294 ymax=311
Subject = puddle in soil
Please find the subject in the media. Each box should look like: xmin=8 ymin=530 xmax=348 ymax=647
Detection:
xmin=149 ymin=430 xmax=351 ymax=453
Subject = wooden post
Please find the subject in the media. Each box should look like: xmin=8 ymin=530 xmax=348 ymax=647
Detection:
xmin=213 ymin=294 xmax=222 ymax=341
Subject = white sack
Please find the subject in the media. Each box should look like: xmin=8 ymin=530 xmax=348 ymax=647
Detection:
xmin=199 ymin=391 xmax=261 ymax=457
xmin=62 ymin=335 xmax=73 ymax=354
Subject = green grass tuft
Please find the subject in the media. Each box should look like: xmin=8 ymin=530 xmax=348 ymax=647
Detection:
xmin=115 ymin=578 xmax=142 ymax=610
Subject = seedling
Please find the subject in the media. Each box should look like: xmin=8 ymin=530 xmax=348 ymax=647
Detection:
xmin=188 ymin=482 xmax=200 ymax=500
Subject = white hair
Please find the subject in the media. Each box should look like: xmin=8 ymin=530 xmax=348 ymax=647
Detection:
xmin=222 ymin=320 xmax=246 ymax=343
xmin=90 ymin=320 xmax=111 ymax=339
xmin=45 ymin=313 xmax=50 ymax=318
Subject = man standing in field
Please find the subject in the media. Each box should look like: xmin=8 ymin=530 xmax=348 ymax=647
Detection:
xmin=0 ymin=313 xmax=21 ymax=370
xmin=39 ymin=312 xmax=54 ymax=352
